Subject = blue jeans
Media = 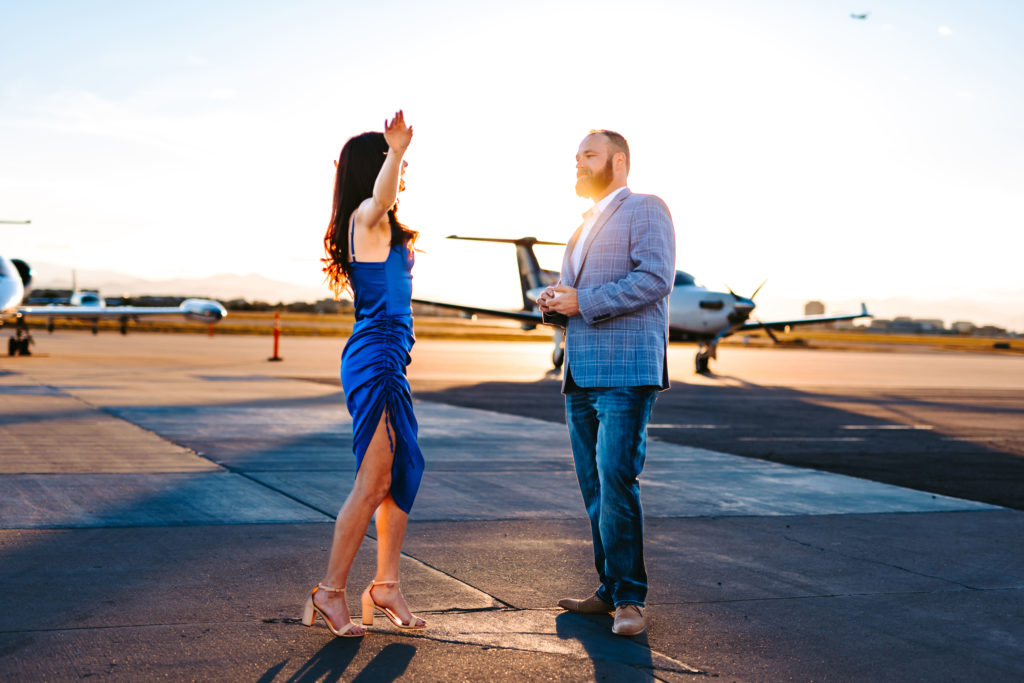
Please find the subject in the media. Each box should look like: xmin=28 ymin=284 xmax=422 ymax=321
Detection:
xmin=565 ymin=385 xmax=657 ymax=607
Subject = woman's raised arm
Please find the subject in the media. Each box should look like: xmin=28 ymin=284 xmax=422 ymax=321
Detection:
xmin=355 ymin=110 xmax=413 ymax=232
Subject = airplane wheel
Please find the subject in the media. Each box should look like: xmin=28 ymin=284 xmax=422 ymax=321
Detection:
xmin=552 ymin=345 xmax=564 ymax=370
xmin=7 ymin=338 xmax=16 ymax=356
xmin=695 ymin=353 xmax=709 ymax=374
xmin=19 ymin=339 xmax=31 ymax=356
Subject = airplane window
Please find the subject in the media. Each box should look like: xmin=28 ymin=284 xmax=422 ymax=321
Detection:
xmin=699 ymin=300 xmax=724 ymax=310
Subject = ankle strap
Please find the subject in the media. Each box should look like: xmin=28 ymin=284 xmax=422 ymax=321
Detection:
xmin=317 ymin=583 xmax=346 ymax=593
xmin=370 ymin=580 xmax=399 ymax=586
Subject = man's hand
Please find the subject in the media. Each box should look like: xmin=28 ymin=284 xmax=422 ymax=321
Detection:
xmin=544 ymin=284 xmax=580 ymax=317
xmin=536 ymin=285 xmax=557 ymax=313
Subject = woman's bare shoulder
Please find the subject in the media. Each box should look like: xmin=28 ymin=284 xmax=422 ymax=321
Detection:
xmin=350 ymin=201 xmax=392 ymax=261
xmin=353 ymin=198 xmax=391 ymax=233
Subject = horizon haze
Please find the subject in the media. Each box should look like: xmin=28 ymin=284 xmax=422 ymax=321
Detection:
xmin=24 ymin=260 xmax=1022 ymax=333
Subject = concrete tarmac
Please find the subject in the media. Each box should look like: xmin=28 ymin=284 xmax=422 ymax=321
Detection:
xmin=1 ymin=331 xmax=1022 ymax=681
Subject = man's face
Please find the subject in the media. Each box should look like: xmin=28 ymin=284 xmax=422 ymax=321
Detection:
xmin=575 ymin=135 xmax=615 ymax=199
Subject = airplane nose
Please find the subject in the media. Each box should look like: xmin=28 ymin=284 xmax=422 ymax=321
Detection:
xmin=728 ymin=298 xmax=755 ymax=325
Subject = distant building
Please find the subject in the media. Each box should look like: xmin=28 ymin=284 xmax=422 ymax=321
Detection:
xmin=804 ymin=301 xmax=825 ymax=316
xmin=800 ymin=300 xmax=838 ymax=329
xmin=976 ymin=325 xmax=1008 ymax=337
xmin=951 ymin=321 xmax=976 ymax=335
xmin=871 ymin=317 xmax=946 ymax=334
xmin=914 ymin=318 xmax=946 ymax=332
xmin=314 ymin=299 xmax=351 ymax=314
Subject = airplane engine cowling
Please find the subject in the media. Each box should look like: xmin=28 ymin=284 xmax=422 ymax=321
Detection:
xmin=180 ymin=298 xmax=227 ymax=323
xmin=11 ymin=259 xmax=32 ymax=287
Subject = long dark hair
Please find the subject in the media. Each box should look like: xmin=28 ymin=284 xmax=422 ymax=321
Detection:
xmin=322 ymin=131 xmax=417 ymax=298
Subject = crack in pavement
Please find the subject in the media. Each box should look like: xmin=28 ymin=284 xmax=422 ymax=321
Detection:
xmin=782 ymin=534 xmax=982 ymax=590
xmin=300 ymin=606 xmax=704 ymax=675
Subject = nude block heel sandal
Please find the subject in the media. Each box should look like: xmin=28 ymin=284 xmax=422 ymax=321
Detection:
xmin=361 ymin=580 xmax=426 ymax=630
xmin=302 ymin=584 xmax=364 ymax=637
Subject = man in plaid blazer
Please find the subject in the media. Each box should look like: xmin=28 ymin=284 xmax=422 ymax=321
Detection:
xmin=538 ymin=130 xmax=676 ymax=637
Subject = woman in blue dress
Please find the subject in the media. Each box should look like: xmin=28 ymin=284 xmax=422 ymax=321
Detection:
xmin=302 ymin=110 xmax=426 ymax=638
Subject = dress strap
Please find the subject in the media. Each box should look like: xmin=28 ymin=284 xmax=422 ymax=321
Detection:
xmin=349 ymin=215 xmax=357 ymax=262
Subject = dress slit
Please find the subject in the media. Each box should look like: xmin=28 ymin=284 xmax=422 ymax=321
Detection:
xmin=341 ymin=244 xmax=423 ymax=514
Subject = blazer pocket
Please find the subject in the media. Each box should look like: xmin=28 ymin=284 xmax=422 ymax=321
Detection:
xmin=592 ymin=315 xmax=641 ymax=331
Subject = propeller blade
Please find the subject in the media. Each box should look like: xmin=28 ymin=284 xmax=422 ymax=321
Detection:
xmin=750 ymin=279 xmax=767 ymax=300
xmin=725 ymin=285 xmax=741 ymax=301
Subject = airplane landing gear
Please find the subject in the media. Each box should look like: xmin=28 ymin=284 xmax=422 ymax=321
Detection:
xmin=695 ymin=351 xmax=710 ymax=374
xmin=8 ymin=318 xmax=33 ymax=356
xmin=695 ymin=339 xmax=719 ymax=374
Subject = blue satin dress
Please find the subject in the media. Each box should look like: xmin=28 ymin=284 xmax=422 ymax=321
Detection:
xmin=340 ymin=235 xmax=424 ymax=514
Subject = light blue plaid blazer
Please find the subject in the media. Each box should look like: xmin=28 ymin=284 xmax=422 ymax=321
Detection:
xmin=558 ymin=188 xmax=676 ymax=391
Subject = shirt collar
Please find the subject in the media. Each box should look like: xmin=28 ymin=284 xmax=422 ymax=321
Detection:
xmin=589 ymin=186 xmax=628 ymax=217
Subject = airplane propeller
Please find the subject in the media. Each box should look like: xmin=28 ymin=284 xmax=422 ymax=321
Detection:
xmin=741 ymin=280 xmax=782 ymax=342
xmin=726 ymin=279 xmax=766 ymax=303
xmin=725 ymin=280 xmax=764 ymax=325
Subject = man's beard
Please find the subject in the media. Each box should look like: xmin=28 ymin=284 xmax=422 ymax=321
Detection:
xmin=575 ymin=158 xmax=614 ymax=199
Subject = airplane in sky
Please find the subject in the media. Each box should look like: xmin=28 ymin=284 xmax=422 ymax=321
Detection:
xmin=412 ymin=236 xmax=871 ymax=373
xmin=1 ymin=253 xmax=227 ymax=356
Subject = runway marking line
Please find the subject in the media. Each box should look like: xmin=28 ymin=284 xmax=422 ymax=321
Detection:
xmin=841 ymin=424 xmax=934 ymax=430
xmin=737 ymin=437 xmax=867 ymax=442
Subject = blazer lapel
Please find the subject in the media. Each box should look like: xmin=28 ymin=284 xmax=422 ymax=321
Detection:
xmin=576 ymin=188 xmax=631 ymax=278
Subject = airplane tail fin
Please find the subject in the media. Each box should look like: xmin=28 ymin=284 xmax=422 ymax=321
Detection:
xmin=447 ymin=235 xmax=563 ymax=311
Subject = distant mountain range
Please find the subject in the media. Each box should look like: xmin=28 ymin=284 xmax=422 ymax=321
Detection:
xmin=27 ymin=262 xmax=331 ymax=304
xmin=25 ymin=262 xmax=1022 ymax=332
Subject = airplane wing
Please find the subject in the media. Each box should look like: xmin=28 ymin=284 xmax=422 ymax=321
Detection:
xmin=411 ymin=298 xmax=543 ymax=324
xmin=18 ymin=299 xmax=227 ymax=323
xmin=738 ymin=303 xmax=871 ymax=331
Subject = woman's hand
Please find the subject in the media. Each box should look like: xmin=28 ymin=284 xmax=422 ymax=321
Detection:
xmin=384 ymin=110 xmax=413 ymax=153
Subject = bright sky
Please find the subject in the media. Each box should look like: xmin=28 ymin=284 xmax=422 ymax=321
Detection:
xmin=3 ymin=1 xmax=1023 ymax=328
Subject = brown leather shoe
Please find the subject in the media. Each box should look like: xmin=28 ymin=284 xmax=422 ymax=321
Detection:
xmin=557 ymin=595 xmax=614 ymax=614
xmin=611 ymin=604 xmax=645 ymax=636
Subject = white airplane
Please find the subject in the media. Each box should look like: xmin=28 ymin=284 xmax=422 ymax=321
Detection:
xmin=1 ymin=254 xmax=227 ymax=356
xmin=412 ymin=236 xmax=871 ymax=373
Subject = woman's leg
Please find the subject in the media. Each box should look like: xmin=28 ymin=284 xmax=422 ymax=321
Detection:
xmin=315 ymin=411 xmax=395 ymax=631
xmin=368 ymin=494 xmax=424 ymax=627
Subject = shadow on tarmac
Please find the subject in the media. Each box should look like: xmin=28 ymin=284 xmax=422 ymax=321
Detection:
xmin=554 ymin=612 xmax=656 ymax=681
xmin=412 ymin=377 xmax=1024 ymax=510
xmin=258 ymin=640 xmax=414 ymax=682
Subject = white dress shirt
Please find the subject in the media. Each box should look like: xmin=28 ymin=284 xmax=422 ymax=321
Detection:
xmin=570 ymin=186 xmax=628 ymax=274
